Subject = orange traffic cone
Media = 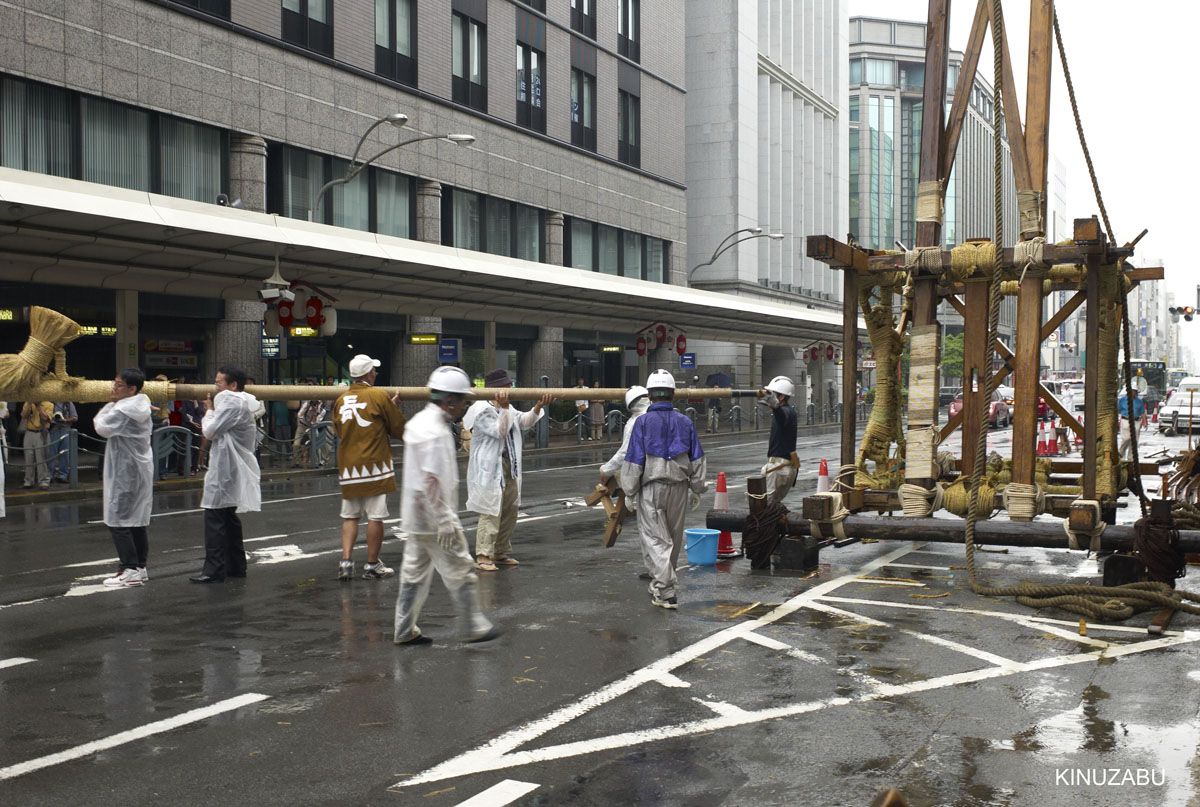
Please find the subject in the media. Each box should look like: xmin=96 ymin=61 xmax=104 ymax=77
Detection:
xmin=1036 ymin=423 xmax=1048 ymax=455
xmin=714 ymin=472 xmax=740 ymax=558
xmin=1075 ymin=414 xmax=1085 ymax=447
xmin=1047 ymin=418 xmax=1059 ymax=455
xmin=816 ymin=458 xmax=831 ymax=493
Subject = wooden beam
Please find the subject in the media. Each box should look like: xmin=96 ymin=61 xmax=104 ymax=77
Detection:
xmin=1011 ymin=275 xmax=1045 ymax=488
xmin=1082 ymin=251 xmax=1101 ymax=499
xmin=841 ymin=267 xmax=859 ymax=478
xmin=805 ymin=235 xmax=871 ymax=271
xmin=961 ymin=281 xmax=992 ymax=476
xmin=1042 ymin=290 xmax=1085 ymax=337
xmin=1025 ymin=0 xmax=1055 ymax=213
xmin=862 ymin=243 xmax=1133 ymax=273
xmin=990 ymin=336 xmax=1083 ymax=436
xmin=939 ymin=410 xmax=963 ymax=444
xmin=940 ymin=0 xmax=990 ymax=181
xmin=986 ymin=0 xmax=1035 ymax=195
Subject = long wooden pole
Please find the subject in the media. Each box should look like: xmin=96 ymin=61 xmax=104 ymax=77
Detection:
xmin=840 ymin=267 xmax=859 ymax=484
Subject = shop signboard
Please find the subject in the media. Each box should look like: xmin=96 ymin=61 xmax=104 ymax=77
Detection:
xmin=145 ymin=353 xmax=198 ymax=369
xmin=679 ymin=352 xmax=696 ymax=370
xmin=439 ymin=338 xmax=461 ymax=363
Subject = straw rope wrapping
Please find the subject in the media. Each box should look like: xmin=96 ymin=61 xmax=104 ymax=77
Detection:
xmin=0 ymin=307 xmax=83 ymax=401
xmin=955 ymin=2 xmax=1200 ymax=622
xmin=808 ymin=492 xmax=850 ymax=541
xmin=855 ymin=270 xmax=907 ymax=485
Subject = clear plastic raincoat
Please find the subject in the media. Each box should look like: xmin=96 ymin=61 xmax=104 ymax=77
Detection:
xmin=461 ymin=401 xmax=544 ymax=517
xmin=201 ymin=390 xmax=262 ymax=513
xmin=93 ymin=394 xmax=154 ymax=527
xmin=400 ymin=403 xmax=460 ymax=535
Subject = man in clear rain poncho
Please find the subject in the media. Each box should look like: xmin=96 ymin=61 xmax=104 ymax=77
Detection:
xmin=463 ymin=368 xmax=552 ymax=571
xmin=394 ymin=366 xmax=499 ymax=645
xmin=94 ymin=369 xmax=155 ymax=587
xmin=190 ymin=366 xmax=261 ymax=583
xmin=619 ymin=370 xmax=707 ymax=609
xmin=600 ymin=385 xmax=651 ymax=578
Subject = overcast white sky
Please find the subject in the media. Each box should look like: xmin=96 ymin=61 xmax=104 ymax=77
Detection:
xmin=848 ymin=0 xmax=1197 ymax=309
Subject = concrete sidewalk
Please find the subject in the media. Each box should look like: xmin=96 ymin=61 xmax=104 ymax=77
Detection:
xmin=2 ymin=421 xmax=842 ymax=507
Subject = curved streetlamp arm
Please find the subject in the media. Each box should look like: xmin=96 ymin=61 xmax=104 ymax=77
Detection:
xmin=688 ymin=232 xmax=781 ymax=278
xmin=710 ymin=226 xmax=763 ymax=257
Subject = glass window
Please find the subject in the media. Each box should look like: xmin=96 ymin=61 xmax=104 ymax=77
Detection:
xmin=865 ymin=58 xmax=894 ymax=85
xmin=618 ymin=0 xmax=639 ymax=61
xmin=849 ymin=95 xmax=859 ymax=122
xmin=282 ymin=0 xmax=332 ymax=56
xmin=622 ymin=231 xmax=642 ymax=279
xmin=176 ymin=0 xmax=230 ymax=18
xmin=160 ymin=117 xmax=223 ymax=203
xmin=1 ymin=77 xmax=74 ymax=178
xmin=645 ymin=238 xmax=665 ymax=283
xmin=569 ymin=218 xmax=594 ymax=270
xmin=452 ymin=13 xmax=487 ymax=111
xmin=278 ymin=147 xmax=324 ymax=220
xmin=374 ymin=169 xmax=411 ymax=238
xmin=516 ymin=43 xmax=546 ymax=133
xmin=618 ymin=89 xmax=640 ymax=168
xmin=452 ymin=190 xmax=482 ymax=251
xmin=330 ymin=157 xmax=369 ymax=232
xmin=571 ymin=0 xmax=596 ymax=39
xmin=514 ymin=205 xmax=541 ymax=261
xmin=81 ymin=97 xmax=151 ymax=192
xmin=571 ymin=68 xmax=597 ymax=151
xmin=486 ymin=198 xmax=512 ymax=257
xmin=375 ymin=0 xmax=416 ymax=85
xmin=849 ymin=58 xmax=862 ymax=84
xmin=598 ymin=225 xmax=619 ymax=275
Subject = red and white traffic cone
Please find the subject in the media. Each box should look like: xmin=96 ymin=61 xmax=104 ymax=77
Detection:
xmin=1047 ymin=418 xmax=1059 ymax=455
xmin=1075 ymin=414 xmax=1085 ymax=447
xmin=1036 ymin=423 xmax=1048 ymax=456
xmin=714 ymin=472 xmax=740 ymax=559
xmin=816 ymin=458 xmax=831 ymax=493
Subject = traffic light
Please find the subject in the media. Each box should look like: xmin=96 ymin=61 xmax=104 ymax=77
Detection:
xmin=1186 ymin=306 xmax=1196 ymax=322
xmin=1169 ymin=306 xmax=1194 ymax=322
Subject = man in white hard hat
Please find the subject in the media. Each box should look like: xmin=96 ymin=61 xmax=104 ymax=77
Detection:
xmin=619 ymin=370 xmax=707 ymax=609
xmin=334 ymin=354 xmax=407 ymax=581
xmin=464 ymin=368 xmax=553 ymax=571
xmin=760 ymin=376 xmax=799 ymax=504
xmin=601 ymin=385 xmax=652 ymax=579
xmin=394 ymin=366 xmax=498 ymax=645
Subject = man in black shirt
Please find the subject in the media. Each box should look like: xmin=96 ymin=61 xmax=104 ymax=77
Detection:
xmin=760 ymin=376 xmax=798 ymax=504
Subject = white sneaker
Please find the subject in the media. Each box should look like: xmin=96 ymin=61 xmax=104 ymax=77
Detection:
xmin=137 ymin=567 xmax=148 ymax=583
xmin=362 ymin=561 xmax=394 ymax=579
xmin=103 ymin=568 xmax=143 ymax=588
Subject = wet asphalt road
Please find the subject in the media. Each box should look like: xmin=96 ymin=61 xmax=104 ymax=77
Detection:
xmin=1 ymin=423 xmax=1199 ymax=806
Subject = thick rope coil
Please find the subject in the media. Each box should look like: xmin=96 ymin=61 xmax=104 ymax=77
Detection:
xmin=1002 ymin=482 xmax=1044 ymax=520
xmin=16 ymin=337 xmax=56 ymax=374
xmin=1013 ymin=236 xmax=1049 ymax=289
xmin=915 ymin=180 xmax=944 ymax=224
xmin=905 ymin=245 xmax=944 ymax=274
xmin=808 ymin=492 xmax=850 ymax=541
xmin=943 ymin=478 xmax=995 ymax=518
xmin=834 ymin=464 xmax=859 ymax=493
xmin=1063 ymin=499 xmax=1105 ymax=552
xmin=1016 ymin=189 xmax=1045 ymax=235
xmin=947 ymin=241 xmax=995 ymax=284
xmin=899 ymin=482 xmax=943 ymax=518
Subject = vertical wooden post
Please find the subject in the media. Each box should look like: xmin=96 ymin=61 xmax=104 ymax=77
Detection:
xmin=1011 ymin=279 xmax=1045 ymax=485
xmin=840 ymin=268 xmax=859 ymax=481
xmin=1024 ymin=0 xmax=1054 ymax=224
xmin=1081 ymin=255 xmax=1101 ymax=499
xmin=960 ymin=282 xmax=990 ymax=477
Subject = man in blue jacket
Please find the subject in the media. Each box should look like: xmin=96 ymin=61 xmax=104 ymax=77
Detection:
xmin=619 ymin=370 xmax=707 ymax=609
xmin=1117 ymin=388 xmax=1147 ymax=460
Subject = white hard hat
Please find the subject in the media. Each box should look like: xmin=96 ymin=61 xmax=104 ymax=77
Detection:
xmin=766 ymin=376 xmax=795 ymax=397
xmin=625 ymin=385 xmax=649 ymax=408
xmin=426 ymin=365 xmax=475 ymax=396
xmin=646 ymin=370 xmax=676 ymax=390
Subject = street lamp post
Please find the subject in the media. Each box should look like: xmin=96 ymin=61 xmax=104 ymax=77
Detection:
xmin=309 ymin=113 xmax=475 ymax=222
xmin=688 ymin=226 xmax=785 ymax=282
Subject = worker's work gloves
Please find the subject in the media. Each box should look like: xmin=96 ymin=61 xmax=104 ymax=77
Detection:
xmin=689 ymin=491 xmax=702 ymax=511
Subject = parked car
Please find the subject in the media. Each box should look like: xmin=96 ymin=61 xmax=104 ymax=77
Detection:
xmin=948 ymin=389 xmax=1011 ymax=427
xmin=939 ymin=386 xmax=960 ymax=407
xmin=1157 ymin=377 xmax=1200 ymax=432
xmin=993 ymin=384 xmax=1050 ymax=419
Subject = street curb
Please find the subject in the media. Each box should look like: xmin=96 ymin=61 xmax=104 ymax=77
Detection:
xmin=2 ymin=422 xmax=843 ymax=506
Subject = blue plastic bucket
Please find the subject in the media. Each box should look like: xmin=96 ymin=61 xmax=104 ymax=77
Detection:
xmin=684 ymin=528 xmax=720 ymax=566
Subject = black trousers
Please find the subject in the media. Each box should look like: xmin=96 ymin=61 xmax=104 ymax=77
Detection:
xmin=202 ymin=507 xmax=247 ymax=578
xmin=110 ymin=526 xmax=149 ymax=570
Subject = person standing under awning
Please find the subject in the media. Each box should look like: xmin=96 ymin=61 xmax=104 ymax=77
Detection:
xmin=95 ymin=369 xmax=154 ymax=588
xmin=760 ymin=376 xmax=798 ymax=504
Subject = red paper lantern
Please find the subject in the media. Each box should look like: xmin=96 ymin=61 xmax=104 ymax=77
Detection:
xmin=277 ymin=299 xmax=295 ymax=328
xmin=809 ymin=346 xmax=819 ymax=361
xmin=636 ymin=336 xmax=647 ymax=357
xmin=655 ymin=324 xmax=667 ymax=345
xmin=826 ymin=344 xmax=835 ymax=361
xmin=306 ymin=296 xmax=324 ymax=328
xmin=676 ymin=335 xmax=687 ymax=355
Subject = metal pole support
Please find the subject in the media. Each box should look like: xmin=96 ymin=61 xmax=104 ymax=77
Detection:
xmin=807 ymin=402 xmax=815 ymax=425
xmin=536 ymin=375 xmax=550 ymax=448
xmin=68 ymin=428 xmax=79 ymax=489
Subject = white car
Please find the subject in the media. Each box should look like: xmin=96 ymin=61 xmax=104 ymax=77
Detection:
xmin=1158 ymin=378 xmax=1200 ymax=432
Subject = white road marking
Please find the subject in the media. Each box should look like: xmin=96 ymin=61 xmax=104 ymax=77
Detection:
xmin=695 ymin=698 xmax=751 ymax=718
xmin=0 ymin=657 xmax=35 ymax=670
xmin=451 ymin=779 xmax=540 ymax=807
xmin=844 ymin=578 xmax=926 ymax=587
xmin=393 ymin=541 xmax=1200 ymax=789
xmin=884 ymin=562 xmax=954 ymax=571
xmin=0 ymin=693 xmax=269 ymax=781
xmin=652 ymin=672 xmax=691 ymax=688
xmin=87 ymin=492 xmax=341 ymax=524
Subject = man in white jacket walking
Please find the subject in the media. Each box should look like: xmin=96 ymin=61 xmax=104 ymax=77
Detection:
xmin=95 ymin=369 xmax=155 ymax=588
xmin=464 ymin=368 xmax=552 ymax=571
xmin=190 ymin=366 xmax=261 ymax=583
xmin=601 ymin=385 xmax=650 ymax=578
xmin=394 ymin=366 xmax=498 ymax=645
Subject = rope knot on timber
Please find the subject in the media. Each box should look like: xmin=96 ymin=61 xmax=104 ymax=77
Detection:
xmin=809 ymin=492 xmax=850 ymax=541
xmin=17 ymin=337 xmax=56 ymax=375
xmin=915 ymin=180 xmax=944 ymax=225
xmin=905 ymin=245 xmax=944 ymax=276
xmin=1016 ymin=190 xmax=1045 ymax=235
xmin=947 ymin=241 xmax=995 ymax=284
xmin=1063 ymin=499 xmax=1105 ymax=552
xmin=1002 ymin=482 xmax=1044 ymax=521
xmin=899 ymin=482 xmax=943 ymax=518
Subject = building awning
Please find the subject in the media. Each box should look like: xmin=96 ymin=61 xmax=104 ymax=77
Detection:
xmin=0 ymin=169 xmax=859 ymax=345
